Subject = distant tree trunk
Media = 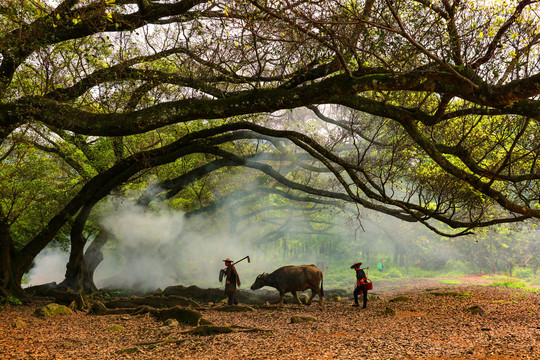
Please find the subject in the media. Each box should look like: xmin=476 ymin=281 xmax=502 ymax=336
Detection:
xmin=60 ymin=204 xmax=97 ymax=293
xmin=85 ymin=230 xmax=109 ymax=287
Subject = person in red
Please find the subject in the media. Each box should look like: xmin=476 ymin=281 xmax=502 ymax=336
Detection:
xmin=219 ymin=258 xmax=241 ymax=305
xmin=351 ymin=262 xmax=368 ymax=308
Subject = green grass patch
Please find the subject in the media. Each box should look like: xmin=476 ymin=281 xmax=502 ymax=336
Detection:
xmin=487 ymin=276 xmax=538 ymax=293
xmin=455 ymin=292 xmax=473 ymax=298
xmin=439 ymin=280 xmax=461 ymax=285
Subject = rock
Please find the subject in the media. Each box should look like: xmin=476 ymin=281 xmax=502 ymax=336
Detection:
xmin=150 ymin=306 xmax=203 ymax=326
xmin=298 ymin=293 xmax=309 ymax=304
xmin=382 ymin=307 xmax=395 ymax=315
xmin=12 ymin=318 xmax=26 ymax=328
xmin=290 ymin=315 xmax=317 ymax=324
xmin=163 ymin=318 xmax=179 ymax=327
xmin=154 ymin=326 xmax=171 ymax=335
xmin=199 ymin=318 xmax=214 ymax=326
xmin=33 ymin=303 xmax=72 ymax=318
xmin=466 ymin=305 xmax=487 ymax=315
xmin=152 ymin=288 xmax=163 ymax=295
xmin=116 ymin=347 xmax=140 ymax=354
xmin=106 ymin=325 xmax=125 ymax=331
xmin=326 ymin=294 xmax=342 ymax=302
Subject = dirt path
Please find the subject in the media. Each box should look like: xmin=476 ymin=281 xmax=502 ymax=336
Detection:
xmin=1 ymin=276 xmax=539 ymax=359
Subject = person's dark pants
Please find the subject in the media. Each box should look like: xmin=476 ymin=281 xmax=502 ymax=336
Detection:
xmin=228 ymin=294 xmax=238 ymax=305
xmin=353 ymin=286 xmax=367 ymax=308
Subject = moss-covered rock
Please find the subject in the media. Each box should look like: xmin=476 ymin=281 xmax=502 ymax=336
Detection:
xmin=33 ymin=303 xmax=72 ymax=318
xmin=466 ymin=305 xmax=487 ymax=315
xmin=326 ymin=294 xmax=342 ymax=302
xmin=382 ymin=307 xmax=395 ymax=315
xmin=290 ymin=315 xmax=317 ymax=324
xmin=150 ymin=306 xmax=203 ymax=326
xmin=106 ymin=325 xmax=125 ymax=331
xmin=12 ymin=318 xmax=26 ymax=328
xmin=116 ymin=347 xmax=141 ymax=354
xmin=162 ymin=318 xmax=179 ymax=327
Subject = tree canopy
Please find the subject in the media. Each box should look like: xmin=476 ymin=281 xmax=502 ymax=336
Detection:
xmin=1 ymin=0 xmax=540 ymax=295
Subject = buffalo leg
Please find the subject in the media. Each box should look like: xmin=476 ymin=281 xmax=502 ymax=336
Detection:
xmin=307 ymin=290 xmax=315 ymax=305
xmin=278 ymin=292 xmax=285 ymax=307
xmin=292 ymin=291 xmax=302 ymax=305
xmin=307 ymin=288 xmax=323 ymax=305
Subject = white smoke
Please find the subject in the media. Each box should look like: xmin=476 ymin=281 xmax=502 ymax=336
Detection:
xmin=94 ymin=198 xmax=272 ymax=291
xmin=24 ymin=248 xmax=69 ymax=287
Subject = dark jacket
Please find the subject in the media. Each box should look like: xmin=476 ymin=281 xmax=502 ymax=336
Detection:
xmin=222 ymin=265 xmax=241 ymax=296
xmin=354 ymin=267 xmax=367 ymax=286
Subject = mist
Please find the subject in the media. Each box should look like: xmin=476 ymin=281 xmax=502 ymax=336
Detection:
xmin=25 ymin=191 xmax=536 ymax=293
xmin=93 ymin=197 xmax=323 ymax=292
xmin=24 ymin=248 xmax=69 ymax=287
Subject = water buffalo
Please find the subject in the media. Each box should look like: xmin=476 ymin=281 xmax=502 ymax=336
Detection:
xmin=250 ymin=264 xmax=324 ymax=306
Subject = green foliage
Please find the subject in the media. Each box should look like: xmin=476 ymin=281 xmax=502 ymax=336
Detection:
xmin=443 ymin=261 xmax=471 ymax=276
xmin=513 ymin=267 xmax=533 ymax=279
xmin=490 ymin=277 xmax=526 ymax=289
xmin=530 ymin=275 xmax=540 ymax=286
xmin=382 ymin=268 xmax=403 ymax=279
xmin=0 ymin=296 xmax=23 ymax=306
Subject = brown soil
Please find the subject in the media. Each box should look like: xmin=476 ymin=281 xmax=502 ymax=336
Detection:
xmin=1 ymin=276 xmax=539 ymax=360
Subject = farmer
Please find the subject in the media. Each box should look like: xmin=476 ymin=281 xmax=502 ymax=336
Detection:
xmin=351 ymin=262 xmax=368 ymax=308
xmin=219 ymin=258 xmax=241 ymax=305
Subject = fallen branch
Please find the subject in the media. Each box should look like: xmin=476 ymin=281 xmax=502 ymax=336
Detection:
xmin=136 ymin=338 xmax=190 ymax=347
xmin=90 ymin=302 xmax=208 ymax=326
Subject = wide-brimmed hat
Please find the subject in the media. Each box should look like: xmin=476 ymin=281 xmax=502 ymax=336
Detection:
xmin=223 ymin=258 xmax=233 ymax=262
xmin=350 ymin=262 xmax=362 ymax=269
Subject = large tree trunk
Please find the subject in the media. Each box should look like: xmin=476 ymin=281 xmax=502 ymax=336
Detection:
xmin=0 ymin=219 xmax=27 ymax=298
xmin=84 ymin=230 xmax=109 ymax=288
xmin=60 ymin=205 xmax=97 ymax=293
xmin=0 ymin=219 xmax=11 ymax=290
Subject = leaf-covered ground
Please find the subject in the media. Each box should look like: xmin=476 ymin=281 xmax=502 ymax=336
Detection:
xmin=1 ymin=276 xmax=539 ymax=359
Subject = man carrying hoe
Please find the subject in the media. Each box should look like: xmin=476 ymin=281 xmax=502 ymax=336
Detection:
xmin=219 ymin=258 xmax=241 ymax=305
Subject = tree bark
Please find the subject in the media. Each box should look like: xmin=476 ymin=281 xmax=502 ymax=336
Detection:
xmin=0 ymin=218 xmax=11 ymax=290
xmin=60 ymin=204 xmax=97 ymax=292
xmin=84 ymin=229 xmax=109 ymax=288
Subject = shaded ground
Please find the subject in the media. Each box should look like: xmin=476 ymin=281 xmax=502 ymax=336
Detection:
xmin=1 ymin=276 xmax=539 ymax=359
